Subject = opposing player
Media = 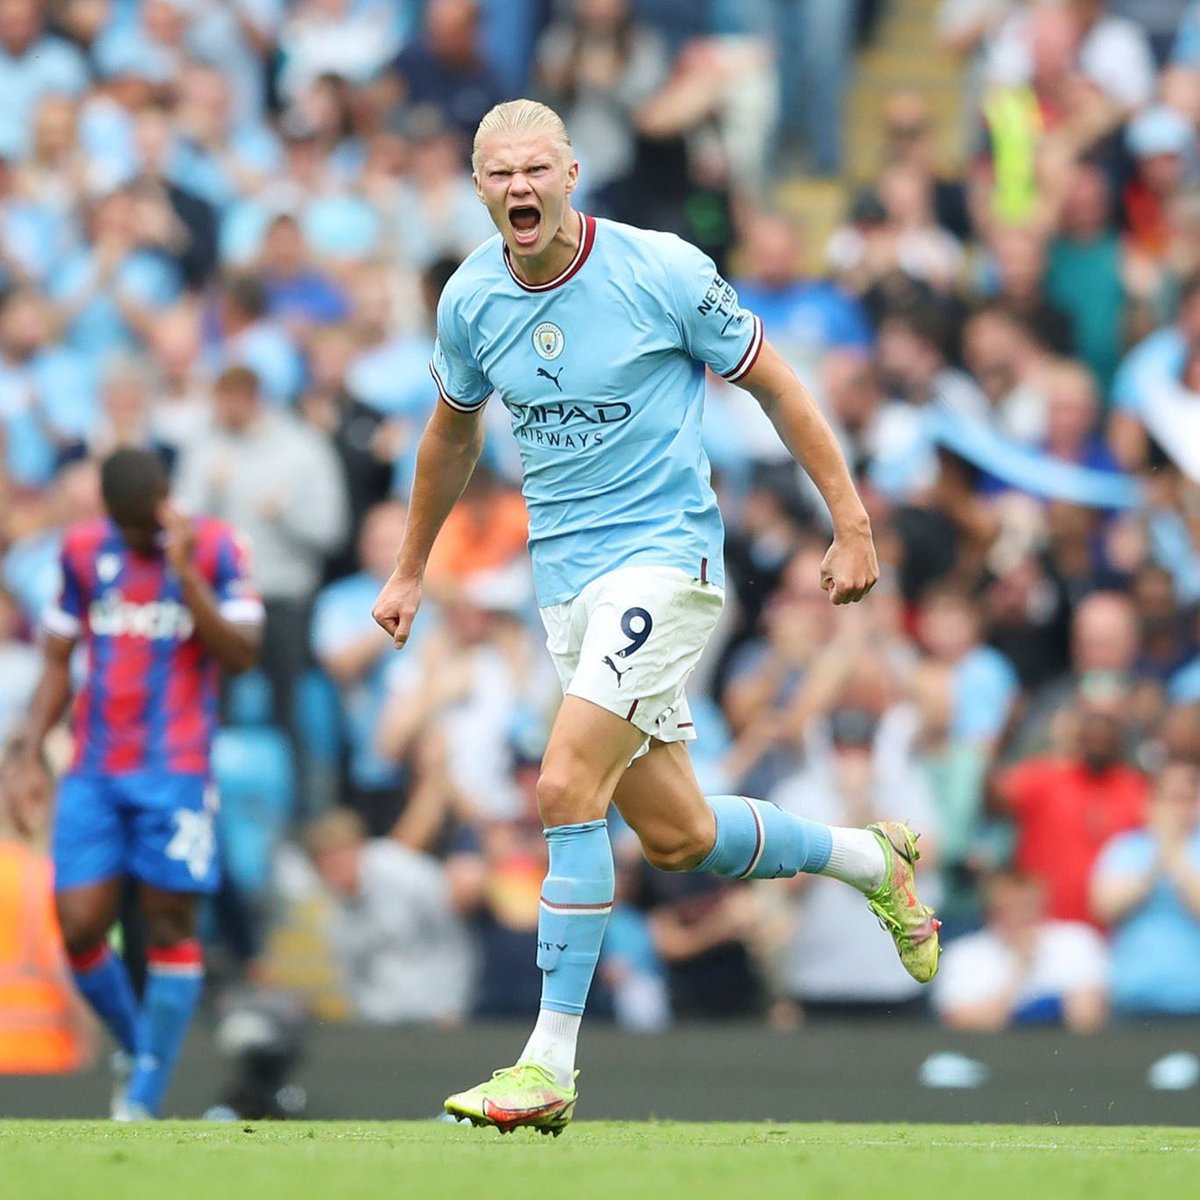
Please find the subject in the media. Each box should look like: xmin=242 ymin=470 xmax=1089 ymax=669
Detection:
xmin=12 ymin=447 xmax=263 ymax=1119
xmin=372 ymin=100 xmax=940 ymax=1135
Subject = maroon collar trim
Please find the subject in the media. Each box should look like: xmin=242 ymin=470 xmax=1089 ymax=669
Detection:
xmin=503 ymin=213 xmax=596 ymax=293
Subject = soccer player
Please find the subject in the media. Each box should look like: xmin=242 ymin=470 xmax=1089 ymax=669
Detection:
xmin=371 ymin=100 xmax=940 ymax=1135
xmin=11 ymin=447 xmax=263 ymax=1119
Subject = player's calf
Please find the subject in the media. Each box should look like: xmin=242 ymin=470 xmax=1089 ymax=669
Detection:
xmin=56 ymin=883 xmax=139 ymax=1063
xmin=125 ymin=890 xmax=205 ymax=1116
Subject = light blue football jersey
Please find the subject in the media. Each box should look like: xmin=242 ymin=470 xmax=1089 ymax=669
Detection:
xmin=431 ymin=214 xmax=764 ymax=607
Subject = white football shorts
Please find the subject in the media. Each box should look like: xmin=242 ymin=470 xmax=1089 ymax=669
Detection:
xmin=539 ymin=565 xmax=724 ymax=751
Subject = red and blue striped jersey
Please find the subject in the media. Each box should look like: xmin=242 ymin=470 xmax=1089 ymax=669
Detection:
xmin=42 ymin=517 xmax=263 ymax=777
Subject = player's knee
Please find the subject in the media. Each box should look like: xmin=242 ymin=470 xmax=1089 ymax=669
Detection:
xmin=639 ymin=822 xmax=712 ymax=873
xmin=142 ymin=904 xmax=196 ymax=949
xmin=536 ymin=763 xmax=602 ymax=829
xmin=55 ymin=906 xmax=110 ymax=959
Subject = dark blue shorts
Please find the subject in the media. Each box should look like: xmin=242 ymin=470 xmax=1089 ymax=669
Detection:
xmin=53 ymin=772 xmax=220 ymax=895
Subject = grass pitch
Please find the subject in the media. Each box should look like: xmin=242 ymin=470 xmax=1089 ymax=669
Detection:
xmin=2 ymin=1121 xmax=1197 ymax=1200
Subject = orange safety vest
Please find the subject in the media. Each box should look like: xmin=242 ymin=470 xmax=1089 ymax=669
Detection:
xmin=0 ymin=841 xmax=85 ymax=1073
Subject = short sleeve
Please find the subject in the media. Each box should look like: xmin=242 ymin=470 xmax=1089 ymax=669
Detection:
xmin=41 ymin=543 xmax=85 ymax=642
xmin=430 ymin=292 xmax=491 ymax=413
xmin=667 ymin=240 xmax=764 ymax=383
xmin=212 ymin=528 xmax=264 ymax=626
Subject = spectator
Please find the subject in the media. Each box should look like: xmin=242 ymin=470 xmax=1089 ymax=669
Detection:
xmin=720 ymin=541 xmax=836 ymax=795
xmin=0 ymin=287 xmax=97 ymax=491
xmin=1040 ymin=358 xmax=1123 ymax=472
xmin=534 ymin=0 xmax=670 ymax=210
xmin=391 ymin=115 xmax=495 ymax=271
xmin=0 ymin=0 xmax=89 ymax=162
xmin=1123 ymin=105 xmax=1194 ymax=261
xmin=733 ymin=211 xmax=873 ymax=390
xmin=312 ymin=501 xmax=414 ymax=835
xmin=305 ymin=807 xmax=473 ymax=1024
xmin=0 ymin=588 xmax=39 ymax=745
xmin=299 ymin=324 xmax=397 ymax=573
xmin=1044 ymin=161 xmax=1127 ymax=391
xmin=879 ymin=90 xmax=972 ymax=240
xmin=175 ymin=365 xmax=348 ymax=804
xmin=277 ymin=1 xmax=400 ymax=106
xmin=1092 ymin=756 xmax=1200 ymax=1015
xmin=389 ymin=0 xmax=505 ymax=147
xmin=258 ymin=213 xmax=350 ymax=335
xmin=934 ymin=868 xmax=1109 ymax=1031
xmin=985 ymin=226 xmax=1074 ymax=354
xmin=422 ymin=465 xmax=531 ymax=600
xmin=211 ymin=273 xmax=305 ymax=407
xmin=59 ymin=354 xmax=174 ymax=471
xmin=961 ymin=304 xmax=1052 ymax=444
xmin=144 ymin=302 xmax=210 ymax=459
xmin=994 ymin=693 xmax=1151 ymax=923
xmin=2 ymin=460 xmax=103 ymax=627
xmin=0 ymin=739 xmax=91 ymax=1072
xmin=1111 ymin=269 xmax=1200 ymax=470
xmin=1014 ymin=591 xmax=1161 ymax=758
xmin=632 ymin=861 xmax=765 ymax=1021
xmin=444 ymin=741 xmax=551 ymax=1019
xmin=915 ymin=585 xmax=1020 ymax=748
xmin=170 ymin=61 xmax=283 ymax=209
xmin=376 ymin=584 xmax=556 ymax=822
xmin=49 ymin=185 xmax=183 ymax=365
xmin=13 ymin=94 xmax=88 ymax=227
xmin=773 ymin=0 xmax=862 ymax=177
xmin=769 ymin=704 xmax=941 ymax=1017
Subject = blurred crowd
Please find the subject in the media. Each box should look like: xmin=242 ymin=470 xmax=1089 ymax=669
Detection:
xmin=6 ymin=0 xmax=1200 ymax=1065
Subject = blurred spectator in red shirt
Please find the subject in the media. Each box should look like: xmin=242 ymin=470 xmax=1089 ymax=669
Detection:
xmin=995 ymin=694 xmax=1150 ymax=922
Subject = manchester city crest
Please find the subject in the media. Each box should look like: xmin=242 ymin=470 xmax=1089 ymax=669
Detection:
xmin=533 ymin=322 xmax=565 ymax=361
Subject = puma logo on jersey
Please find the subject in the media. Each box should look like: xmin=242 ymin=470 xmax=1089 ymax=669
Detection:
xmin=602 ymin=655 xmax=631 ymax=686
xmin=537 ymin=367 xmax=563 ymax=392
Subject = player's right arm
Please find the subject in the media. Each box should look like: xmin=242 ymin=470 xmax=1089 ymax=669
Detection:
xmin=372 ymin=294 xmax=490 ymax=648
xmin=10 ymin=536 xmax=86 ymax=794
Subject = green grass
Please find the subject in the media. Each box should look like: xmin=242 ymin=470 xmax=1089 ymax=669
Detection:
xmin=2 ymin=1122 xmax=1197 ymax=1200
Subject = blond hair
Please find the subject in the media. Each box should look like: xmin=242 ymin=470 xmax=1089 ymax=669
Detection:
xmin=472 ymin=99 xmax=572 ymax=173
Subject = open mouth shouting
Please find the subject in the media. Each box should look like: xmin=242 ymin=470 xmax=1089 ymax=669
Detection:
xmin=508 ymin=205 xmax=541 ymax=249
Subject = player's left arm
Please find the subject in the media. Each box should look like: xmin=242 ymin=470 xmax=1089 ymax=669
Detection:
xmin=736 ymin=340 xmax=878 ymax=605
xmin=161 ymin=504 xmax=262 ymax=674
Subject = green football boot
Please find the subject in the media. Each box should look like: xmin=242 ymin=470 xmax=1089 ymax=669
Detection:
xmin=865 ymin=821 xmax=942 ymax=984
xmin=444 ymin=1062 xmax=577 ymax=1136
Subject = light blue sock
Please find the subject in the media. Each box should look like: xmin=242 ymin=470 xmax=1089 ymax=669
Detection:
xmin=536 ymin=820 xmax=614 ymax=1016
xmin=696 ymin=795 xmax=834 ymax=880
xmin=126 ymin=941 xmax=204 ymax=1115
xmin=69 ymin=945 xmax=138 ymax=1055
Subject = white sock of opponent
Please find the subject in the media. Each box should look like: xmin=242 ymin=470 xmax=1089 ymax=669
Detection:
xmin=520 ymin=1008 xmax=581 ymax=1089
xmin=822 ymin=827 xmax=887 ymax=892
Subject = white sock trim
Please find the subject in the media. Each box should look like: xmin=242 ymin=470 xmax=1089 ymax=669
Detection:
xmin=821 ymin=827 xmax=887 ymax=893
xmin=519 ymin=1008 xmax=581 ymax=1088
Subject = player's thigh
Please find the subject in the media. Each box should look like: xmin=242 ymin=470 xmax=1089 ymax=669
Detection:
xmin=120 ymin=774 xmax=221 ymax=898
xmin=538 ymin=694 xmax=649 ymax=826
xmin=52 ymin=774 xmax=126 ymax=899
xmin=612 ymin=739 xmax=715 ymax=869
xmin=55 ymin=879 xmax=125 ymax=954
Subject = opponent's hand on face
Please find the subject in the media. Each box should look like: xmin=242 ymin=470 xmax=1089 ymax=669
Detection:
xmin=372 ymin=569 xmax=423 ymax=650
xmin=158 ymin=502 xmax=196 ymax=574
xmin=820 ymin=529 xmax=879 ymax=606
